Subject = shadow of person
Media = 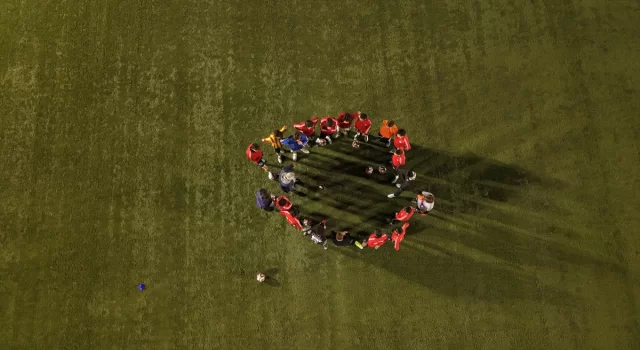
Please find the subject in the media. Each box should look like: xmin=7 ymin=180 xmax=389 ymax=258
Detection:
xmin=289 ymin=135 xmax=620 ymax=288
xmin=263 ymin=268 xmax=281 ymax=287
xmin=333 ymin=241 xmax=575 ymax=305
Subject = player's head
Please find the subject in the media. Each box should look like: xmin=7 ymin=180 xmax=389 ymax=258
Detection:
xmin=359 ymin=113 xmax=368 ymax=120
xmin=387 ymin=120 xmax=395 ymax=127
xmin=303 ymin=218 xmax=312 ymax=226
xmin=343 ymin=113 xmax=352 ymax=122
xmin=305 ymin=120 xmax=314 ymax=128
xmin=274 ymin=129 xmax=284 ymax=138
xmin=335 ymin=231 xmax=346 ymax=240
xmin=327 ymin=118 xmax=335 ymax=127
xmin=259 ymin=189 xmax=269 ymax=200
xmin=293 ymin=130 xmax=302 ymax=140
xmin=250 ymin=143 xmax=260 ymax=151
xmin=278 ymin=198 xmax=288 ymax=207
xmin=404 ymin=207 xmax=413 ymax=213
xmin=395 ymin=149 xmax=404 ymax=156
xmin=425 ymin=193 xmax=435 ymax=203
xmin=408 ymin=171 xmax=417 ymax=180
xmin=397 ymin=129 xmax=406 ymax=136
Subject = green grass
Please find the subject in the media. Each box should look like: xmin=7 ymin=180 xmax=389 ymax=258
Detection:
xmin=1 ymin=0 xmax=640 ymax=349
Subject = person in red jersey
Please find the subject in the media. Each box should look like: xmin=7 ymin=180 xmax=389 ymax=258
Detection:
xmin=320 ymin=116 xmax=338 ymax=144
xmin=388 ymin=206 xmax=415 ymax=225
xmin=391 ymin=223 xmax=410 ymax=251
xmin=392 ymin=129 xmax=411 ymax=152
xmin=391 ymin=149 xmax=406 ymax=171
xmin=355 ymin=231 xmax=389 ymax=249
xmin=353 ymin=113 xmax=372 ymax=142
xmin=293 ymin=116 xmax=320 ymax=144
xmin=336 ymin=112 xmax=354 ymax=137
xmin=245 ymin=143 xmax=274 ymax=180
xmin=275 ymin=195 xmax=293 ymax=212
xmin=279 ymin=209 xmax=303 ymax=230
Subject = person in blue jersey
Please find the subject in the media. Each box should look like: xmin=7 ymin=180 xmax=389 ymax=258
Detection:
xmin=281 ymin=130 xmax=310 ymax=161
xmin=255 ymin=189 xmax=276 ymax=211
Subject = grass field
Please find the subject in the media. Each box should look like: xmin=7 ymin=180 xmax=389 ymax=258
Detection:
xmin=1 ymin=0 xmax=640 ymax=349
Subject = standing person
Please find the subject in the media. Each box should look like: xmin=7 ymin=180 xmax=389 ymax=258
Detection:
xmin=281 ymin=130 xmax=310 ymax=161
xmin=256 ymin=189 xmax=276 ymax=211
xmin=387 ymin=170 xmax=417 ymax=198
xmin=245 ymin=143 xmax=275 ymax=180
xmin=293 ymin=116 xmax=320 ymax=144
xmin=392 ymin=129 xmax=411 ymax=153
xmin=331 ymin=230 xmax=356 ymax=247
xmin=275 ymin=195 xmax=293 ymax=212
xmin=391 ymin=149 xmax=406 ymax=172
xmin=336 ymin=112 xmax=354 ymax=137
xmin=415 ymin=192 xmax=435 ymax=216
xmin=302 ymin=219 xmax=329 ymax=249
xmin=388 ymin=206 xmax=416 ymax=225
xmin=378 ymin=120 xmax=398 ymax=147
xmin=355 ymin=231 xmax=389 ymax=249
xmin=280 ymin=209 xmax=303 ymax=230
xmin=279 ymin=163 xmax=301 ymax=193
xmin=353 ymin=113 xmax=372 ymax=142
xmin=320 ymin=116 xmax=338 ymax=144
xmin=262 ymin=125 xmax=288 ymax=164
xmin=391 ymin=223 xmax=410 ymax=251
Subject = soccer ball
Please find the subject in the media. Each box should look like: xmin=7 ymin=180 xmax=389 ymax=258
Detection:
xmin=352 ymin=141 xmax=360 ymax=148
xmin=317 ymin=138 xmax=327 ymax=146
xmin=365 ymin=167 xmax=374 ymax=174
xmin=256 ymin=273 xmax=266 ymax=282
xmin=378 ymin=166 xmax=387 ymax=174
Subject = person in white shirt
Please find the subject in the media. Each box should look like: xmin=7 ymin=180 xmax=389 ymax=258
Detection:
xmin=415 ymin=192 xmax=435 ymax=215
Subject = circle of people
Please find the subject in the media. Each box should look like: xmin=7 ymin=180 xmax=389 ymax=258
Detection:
xmin=245 ymin=112 xmax=436 ymax=251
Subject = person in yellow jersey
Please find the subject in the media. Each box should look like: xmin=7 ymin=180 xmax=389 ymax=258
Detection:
xmin=261 ymin=125 xmax=287 ymax=164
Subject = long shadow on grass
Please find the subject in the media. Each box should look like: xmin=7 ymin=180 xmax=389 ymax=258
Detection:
xmin=285 ymin=136 xmax=622 ymax=302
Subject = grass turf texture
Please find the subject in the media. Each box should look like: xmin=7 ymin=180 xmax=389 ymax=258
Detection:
xmin=1 ymin=0 xmax=640 ymax=349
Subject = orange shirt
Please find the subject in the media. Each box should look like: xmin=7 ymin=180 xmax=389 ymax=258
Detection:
xmin=379 ymin=120 xmax=398 ymax=138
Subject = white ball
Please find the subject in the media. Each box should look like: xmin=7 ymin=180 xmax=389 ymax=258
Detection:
xmin=365 ymin=167 xmax=374 ymax=174
xmin=256 ymin=273 xmax=266 ymax=282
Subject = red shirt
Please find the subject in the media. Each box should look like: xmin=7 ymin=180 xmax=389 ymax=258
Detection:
xmin=391 ymin=223 xmax=409 ymax=251
xmin=392 ymin=153 xmax=406 ymax=168
xmin=320 ymin=117 xmax=338 ymax=135
xmin=395 ymin=208 xmax=415 ymax=222
xmin=293 ymin=116 xmax=319 ymax=137
xmin=280 ymin=211 xmax=302 ymax=230
xmin=275 ymin=196 xmax=293 ymax=212
xmin=337 ymin=112 xmax=354 ymax=128
xmin=367 ymin=233 xmax=388 ymax=248
xmin=393 ymin=135 xmax=411 ymax=151
xmin=245 ymin=144 xmax=263 ymax=164
xmin=354 ymin=117 xmax=372 ymax=134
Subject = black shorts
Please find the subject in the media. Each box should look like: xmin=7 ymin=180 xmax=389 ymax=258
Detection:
xmin=320 ymin=131 xmax=333 ymax=138
xmin=274 ymin=147 xmax=281 ymax=154
xmin=257 ymin=159 xmax=266 ymax=167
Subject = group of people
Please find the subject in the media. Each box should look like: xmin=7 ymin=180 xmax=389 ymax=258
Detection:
xmin=246 ymin=112 xmax=436 ymax=251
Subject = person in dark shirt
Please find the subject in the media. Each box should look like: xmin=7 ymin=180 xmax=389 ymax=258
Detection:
xmin=255 ymin=189 xmax=275 ymax=211
xmin=331 ymin=231 xmax=356 ymax=247
xmin=387 ymin=170 xmax=417 ymax=198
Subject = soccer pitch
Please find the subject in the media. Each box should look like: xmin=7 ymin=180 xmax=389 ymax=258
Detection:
xmin=1 ymin=0 xmax=639 ymax=349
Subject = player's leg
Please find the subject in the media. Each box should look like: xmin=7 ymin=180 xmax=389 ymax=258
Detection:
xmin=275 ymin=147 xmax=283 ymax=163
xmin=332 ymin=127 xmax=340 ymax=139
xmin=291 ymin=150 xmax=297 ymax=161
xmin=387 ymin=186 xmax=403 ymax=198
xmin=391 ymin=168 xmax=400 ymax=183
xmin=320 ymin=131 xmax=333 ymax=144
